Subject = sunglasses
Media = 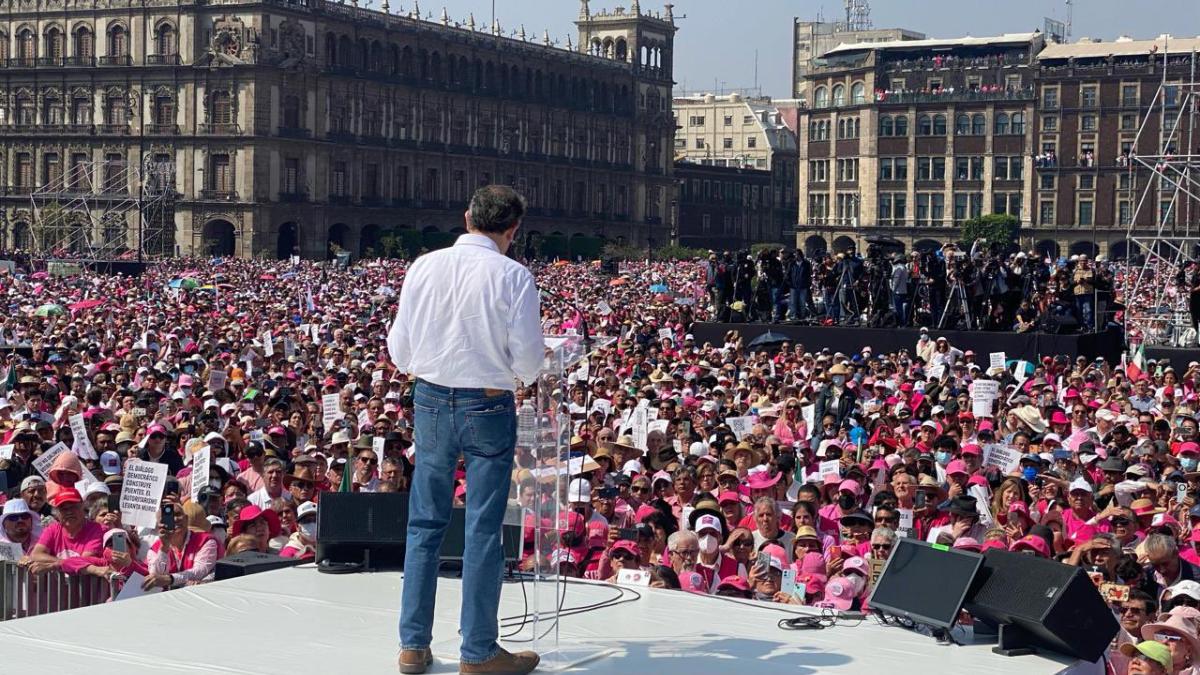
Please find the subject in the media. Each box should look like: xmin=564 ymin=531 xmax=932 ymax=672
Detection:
xmin=733 ymin=539 xmax=754 ymax=548
xmin=631 ymin=485 xmax=650 ymax=494
xmin=357 ymin=456 xmax=377 ymax=464
xmin=871 ymin=543 xmax=892 ymax=551
xmin=291 ymin=479 xmax=314 ymax=489
xmin=1120 ymin=604 xmax=1147 ymax=614
xmin=611 ymin=550 xmax=636 ymax=561
xmin=1155 ymin=632 xmax=1185 ymax=643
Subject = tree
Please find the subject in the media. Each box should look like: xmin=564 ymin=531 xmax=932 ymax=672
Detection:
xmin=653 ymin=244 xmax=708 ymax=260
xmin=961 ymin=214 xmax=1019 ymax=252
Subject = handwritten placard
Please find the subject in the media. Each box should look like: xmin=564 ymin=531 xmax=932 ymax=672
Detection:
xmin=726 ymin=416 xmax=754 ymax=442
xmin=988 ymin=352 xmax=1006 ymax=371
xmin=119 ymin=460 xmax=168 ymax=530
xmin=982 ymin=444 xmax=1022 ymax=474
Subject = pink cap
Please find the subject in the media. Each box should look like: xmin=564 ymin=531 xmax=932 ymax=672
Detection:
xmin=680 ymin=571 xmax=708 ymax=594
xmin=945 ymin=459 xmax=969 ymax=476
xmin=960 ymin=444 xmax=982 ymax=456
xmin=1050 ymin=411 xmax=1070 ymax=425
xmin=823 ymin=472 xmax=842 ymax=487
xmin=818 ymin=575 xmax=860 ymax=610
xmin=842 ymin=556 xmax=869 ymax=576
xmin=953 ymin=537 xmax=982 ymax=552
xmin=1179 ymin=442 xmax=1200 ymax=456
xmin=178 ymin=375 xmax=194 ymax=388
xmin=146 ymin=424 xmax=167 ymax=436
xmin=717 ymin=490 xmax=742 ymax=505
xmin=838 ymin=479 xmax=862 ymax=496
xmin=1010 ymin=534 xmax=1050 ymax=558
xmin=716 ymin=575 xmax=750 ymax=592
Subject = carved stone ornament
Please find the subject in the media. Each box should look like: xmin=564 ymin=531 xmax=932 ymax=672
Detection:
xmin=212 ymin=26 xmax=241 ymax=57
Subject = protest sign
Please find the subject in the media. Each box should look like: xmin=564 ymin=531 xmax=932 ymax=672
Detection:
xmin=119 ymin=460 xmax=168 ymax=529
xmin=972 ymin=397 xmax=993 ymax=418
xmin=190 ymin=447 xmax=211 ymax=503
xmin=596 ymin=300 xmax=612 ymax=316
xmin=897 ymin=508 xmax=914 ymax=538
xmin=818 ymin=460 xmax=841 ymax=482
xmin=927 ymin=363 xmax=945 ymax=380
xmin=972 ymin=380 xmax=1000 ymax=400
xmin=207 ymin=369 xmax=227 ymax=392
xmin=322 ymin=393 xmax=341 ymax=428
xmin=631 ymin=406 xmax=649 ymax=450
xmin=0 ymin=444 xmax=12 ymax=461
xmin=69 ymin=413 xmax=97 ymax=460
xmin=33 ymin=442 xmax=99 ymax=484
xmin=801 ymin=405 xmax=816 ymax=433
xmin=372 ymin=369 xmax=384 ymax=383
xmin=982 ymin=444 xmax=1022 ymax=474
xmin=617 ymin=568 xmax=650 ymax=587
xmin=989 ymin=352 xmax=1006 ymax=370
xmin=648 ymin=419 xmax=669 ymax=436
xmin=262 ymin=331 xmax=274 ymax=357
xmin=590 ymin=399 xmax=612 ymax=418
xmin=646 ymin=407 xmax=659 ymax=422
xmin=373 ymin=436 xmax=386 ymax=464
xmin=115 ymin=573 xmax=162 ymax=601
xmin=657 ymin=327 xmax=673 ymax=341
xmin=0 ymin=541 xmax=23 ymax=562
xmin=726 ymin=416 xmax=754 ymax=441
xmin=283 ymin=339 xmax=296 ymax=359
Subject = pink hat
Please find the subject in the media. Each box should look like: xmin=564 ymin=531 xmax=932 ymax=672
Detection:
xmin=838 ymin=479 xmax=862 ymax=496
xmin=960 ymin=444 xmax=982 ymax=457
xmin=610 ymin=539 xmax=640 ymax=558
xmin=1064 ymin=388 xmax=1081 ymax=400
xmin=1007 ymin=501 xmax=1033 ymax=523
xmin=680 ymin=571 xmax=708 ymax=594
xmin=178 ymin=374 xmax=194 ymax=387
xmin=818 ymin=575 xmax=861 ymax=610
xmin=717 ymin=490 xmax=742 ymax=505
xmin=1010 ymin=534 xmax=1051 ymax=558
xmin=945 ymin=459 xmax=969 ymax=476
xmin=798 ymin=551 xmax=826 ymax=576
xmin=1050 ymin=411 xmax=1070 ymax=425
xmin=822 ymin=472 xmax=842 ymax=487
xmin=977 ymin=420 xmax=994 ymax=432
xmin=980 ymin=539 xmax=1008 ymax=552
xmin=716 ymin=575 xmax=750 ymax=592
xmin=746 ymin=471 xmax=782 ymax=490
xmin=1180 ymin=442 xmax=1200 ymax=457
xmin=146 ymin=424 xmax=167 ymax=436
xmin=762 ymin=543 xmax=787 ymax=571
xmin=635 ymin=504 xmax=659 ymax=523
xmin=953 ymin=537 xmax=982 ymax=552
xmin=842 ymin=556 xmax=870 ymax=577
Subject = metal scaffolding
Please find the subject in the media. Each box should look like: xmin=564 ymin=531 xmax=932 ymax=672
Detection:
xmin=1122 ymin=47 xmax=1200 ymax=346
xmin=28 ymin=156 xmax=176 ymax=261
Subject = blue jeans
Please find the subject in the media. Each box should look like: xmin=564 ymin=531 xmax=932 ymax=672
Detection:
xmin=400 ymin=380 xmax=516 ymax=664
xmin=1075 ymin=295 xmax=1094 ymax=332
xmin=893 ymin=293 xmax=908 ymax=327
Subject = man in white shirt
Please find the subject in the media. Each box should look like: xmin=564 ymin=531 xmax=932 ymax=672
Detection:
xmin=389 ymin=185 xmax=542 ymax=675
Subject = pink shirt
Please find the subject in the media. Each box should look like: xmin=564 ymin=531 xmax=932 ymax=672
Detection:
xmin=36 ymin=521 xmax=105 ymax=574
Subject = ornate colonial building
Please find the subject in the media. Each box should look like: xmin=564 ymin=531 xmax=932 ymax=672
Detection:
xmin=0 ymin=0 xmax=677 ymax=258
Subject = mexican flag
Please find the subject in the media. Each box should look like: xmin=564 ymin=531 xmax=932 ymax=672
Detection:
xmin=1126 ymin=343 xmax=1146 ymax=381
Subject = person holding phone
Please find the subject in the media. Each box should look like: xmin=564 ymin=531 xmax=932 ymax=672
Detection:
xmin=145 ymin=498 xmax=219 ymax=590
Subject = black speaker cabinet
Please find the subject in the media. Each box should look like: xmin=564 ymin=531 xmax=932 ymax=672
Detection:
xmin=215 ymin=551 xmax=302 ymax=581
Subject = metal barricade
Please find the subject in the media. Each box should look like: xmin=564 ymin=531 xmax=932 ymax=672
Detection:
xmin=0 ymin=560 xmax=119 ymax=621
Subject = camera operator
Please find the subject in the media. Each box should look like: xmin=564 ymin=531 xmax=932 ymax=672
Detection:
xmin=705 ymin=252 xmax=730 ymax=316
xmin=787 ymin=249 xmax=813 ymax=321
xmin=1072 ymin=255 xmax=1096 ymax=332
xmin=890 ymin=253 xmax=910 ymax=327
xmin=733 ymin=252 xmax=756 ymax=311
xmin=757 ymin=248 xmax=785 ymax=322
xmin=835 ymin=248 xmax=864 ymax=322
xmin=1094 ymin=256 xmax=1115 ymax=332
xmin=819 ymin=254 xmax=839 ymax=321
xmin=919 ymin=249 xmax=946 ymax=327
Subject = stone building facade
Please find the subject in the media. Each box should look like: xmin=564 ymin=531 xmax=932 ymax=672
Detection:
xmin=0 ymin=0 xmax=678 ymax=258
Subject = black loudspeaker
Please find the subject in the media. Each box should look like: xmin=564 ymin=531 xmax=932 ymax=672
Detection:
xmin=315 ymin=491 xmax=410 ymax=571
xmin=964 ymin=548 xmax=1118 ymax=661
xmin=215 ymin=551 xmax=302 ymax=580
xmin=314 ymin=492 xmax=524 ymax=572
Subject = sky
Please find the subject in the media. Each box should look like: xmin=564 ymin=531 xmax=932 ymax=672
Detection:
xmin=404 ymin=1 xmax=1200 ymax=98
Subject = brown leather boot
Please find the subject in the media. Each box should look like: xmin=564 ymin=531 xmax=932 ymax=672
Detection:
xmin=458 ymin=647 xmax=540 ymax=675
xmin=398 ymin=647 xmax=434 ymax=674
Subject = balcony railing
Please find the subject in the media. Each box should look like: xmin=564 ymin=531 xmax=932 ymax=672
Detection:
xmin=36 ymin=56 xmax=63 ymax=67
xmin=7 ymin=57 xmax=35 ymax=68
xmin=145 ymin=123 xmax=179 ymax=134
xmin=64 ymin=56 xmax=95 ymax=67
xmin=97 ymin=124 xmax=130 ymax=135
xmin=278 ymin=191 xmax=307 ymax=203
xmin=146 ymin=53 xmax=181 ymax=65
xmin=0 ymin=561 xmax=119 ymax=621
xmin=277 ymin=126 xmax=311 ymax=139
xmin=329 ymin=194 xmax=352 ymax=205
xmin=873 ymin=88 xmax=1036 ymax=106
xmin=326 ymin=130 xmax=357 ymax=143
xmin=199 ymin=123 xmax=241 ymax=135
xmin=98 ymin=55 xmax=132 ymax=66
xmin=199 ymin=189 xmax=237 ymax=201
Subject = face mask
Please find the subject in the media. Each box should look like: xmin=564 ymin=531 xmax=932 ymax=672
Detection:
xmin=935 ymin=451 xmax=953 ymax=466
xmin=299 ymin=521 xmax=317 ymax=539
xmin=837 ymin=493 xmax=857 ymax=510
xmin=210 ymin=479 xmax=222 ymax=489
xmin=699 ymin=534 xmax=718 ymax=555
xmin=832 ymin=376 xmax=846 ymax=387
xmin=1183 ymin=458 xmax=1199 ymax=473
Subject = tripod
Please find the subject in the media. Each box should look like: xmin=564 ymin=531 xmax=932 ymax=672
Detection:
xmin=833 ymin=266 xmax=860 ymax=324
xmin=939 ymin=278 xmax=972 ymax=330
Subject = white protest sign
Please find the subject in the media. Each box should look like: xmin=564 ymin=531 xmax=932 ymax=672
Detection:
xmin=190 ymin=447 xmax=211 ymax=503
xmin=0 ymin=444 xmax=12 ymax=461
xmin=726 ymin=416 xmax=754 ymax=441
xmin=648 ymin=419 xmax=669 ymax=436
xmin=590 ymin=399 xmax=612 ymax=418
xmin=33 ymin=442 xmax=100 ymax=484
xmin=617 ymin=568 xmax=651 ymax=587
xmin=818 ymin=460 xmax=841 ymax=482
xmin=371 ymin=369 xmax=384 ymax=383
xmin=988 ymin=352 xmax=1006 ymax=371
xmin=310 ymin=324 xmax=320 ymax=342
xmin=982 ymin=444 xmax=1022 ymax=475
xmin=262 ymin=331 xmax=274 ymax=357
xmin=972 ymin=380 xmax=1000 ymax=401
xmin=927 ymin=363 xmax=946 ymax=380
xmin=283 ymin=339 xmax=296 ymax=359
xmin=207 ymin=369 xmax=227 ymax=392
xmin=115 ymin=573 xmax=162 ymax=601
xmin=646 ymin=407 xmax=659 ymax=422
xmin=69 ymin=413 xmax=97 ymax=460
xmin=119 ymin=460 xmax=168 ymax=530
xmin=596 ymin=300 xmax=612 ymax=316
xmin=657 ymin=328 xmax=673 ymax=342
xmin=801 ymin=405 xmax=816 ymax=433
xmin=897 ymin=508 xmax=915 ymax=538
xmin=972 ymin=397 xmax=993 ymax=418
xmin=322 ymin=393 xmax=341 ymax=428
xmin=1014 ymin=360 xmax=1030 ymax=382
xmin=0 ymin=541 xmax=24 ymax=562
xmin=631 ymin=406 xmax=649 ymax=450
xmin=372 ymin=436 xmax=386 ymax=464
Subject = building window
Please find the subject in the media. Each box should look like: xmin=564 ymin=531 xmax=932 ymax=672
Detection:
xmin=832 ymin=84 xmax=845 ymax=107
xmin=1042 ymin=87 xmax=1059 ymax=110
xmin=809 ymin=160 xmax=829 ymax=182
xmin=808 ymin=194 xmax=829 ymax=223
xmin=210 ymin=91 xmax=232 ymax=125
xmin=917 ymin=157 xmax=946 ymax=181
xmin=851 ymin=82 xmax=865 ymax=105
xmin=1039 ymin=174 xmax=1055 ymax=190
xmin=836 ymin=158 xmax=858 ymax=182
xmin=331 ymin=160 xmax=347 ymax=196
xmin=1041 ymin=114 xmax=1057 ymax=132
xmin=1081 ymin=85 xmax=1098 ymax=108
xmin=1165 ymin=84 xmax=1180 ymax=107
xmin=283 ymin=157 xmax=299 ymax=194
xmin=723 ymin=115 xmax=732 ymax=126
xmin=972 ymin=114 xmax=986 ymax=135
xmin=42 ymin=152 xmax=61 ymax=185
xmin=722 ymin=137 xmax=732 ymax=149
xmin=1011 ymin=113 xmax=1025 ymax=134
xmin=1039 ymin=200 xmax=1054 ymax=225
xmin=74 ymin=26 xmax=94 ymax=58
xmin=747 ymin=136 xmax=757 ymax=148
xmin=154 ymin=94 xmax=174 ymax=125
xmin=1079 ymin=174 xmax=1095 ymax=190
xmin=995 ymin=113 xmax=1010 ymax=135
xmin=1120 ymin=114 xmax=1138 ymax=131
xmin=107 ymin=24 xmax=127 ymax=57
xmin=209 ymin=153 xmax=231 ymax=192
xmin=1081 ymin=115 xmax=1097 ymax=132
xmin=917 ymin=115 xmax=932 ymax=136
xmin=1078 ymin=199 xmax=1094 ymax=226
xmin=813 ymin=87 xmax=828 ymax=108
xmin=1121 ymin=84 xmax=1139 ymax=107
xmin=893 ymin=115 xmax=908 ymax=136
xmin=1118 ymin=200 xmax=1132 ymax=226
xmin=880 ymin=116 xmax=894 ymax=136
xmin=955 ymin=113 xmax=970 ymax=135
xmin=688 ymin=115 xmax=704 ymax=126
xmin=45 ymin=27 xmax=64 ymax=60
xmin=155 ymin=23 xmax=176 ymax=56
xmin=932 ymin=114 xmax=947 ymax=135
xmin=835 ymin=193 xmax=858 ymax=225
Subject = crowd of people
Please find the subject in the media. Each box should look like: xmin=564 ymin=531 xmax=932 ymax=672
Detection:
xmin=1 ymin=239 xmax=1200 ymax=672
xmin=702 ymin=243 xmax=1126 ymax=334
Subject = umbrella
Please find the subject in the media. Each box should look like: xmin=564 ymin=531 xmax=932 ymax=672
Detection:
xmin=747 ymin=331 xmax=791 ymax=350
xmin=608 ymin=278 xmax=627 ymax=287
xmin=649 ymin=283 xmax=670 ymax=293
xmin=29 ymin=272 xmax=48 ymax=280
xmin=654 ymin=293 xmax=673 ymax=304
xmin=69 ymin=299 xmax=103 ymax=312
xmin=34 ymin=303 xmax=65 ymax=317
xmin=168 ymin=278 xmax=200 ymax=290
xmin=259 ymin=274 xmax=277 ymax=281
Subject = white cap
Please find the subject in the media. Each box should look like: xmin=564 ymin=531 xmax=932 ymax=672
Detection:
xmin=688 ymin=441 xmax=707 ymax=458
xmin=567 ymin=478 xmax=591 ymax=504
xmin=297 ymin=501 xmax=318 ymax=521
xmin=207 ymin=515 xmax=227 ymax=529
xmin=204 ymin=431 xmax=226 ymax=445
xmin=20 ymin=475 xmax=45 ymax=491
xmin=215 ymin=457 xmax=239 ymax=477
xmin=1168 ymin=580 xmax=1200 ymax=602
xmin=1043 ymin=433 xmax=1063 ymax=446
xmin=1 ymin=498 xmax=31 ymax=520
xmin=99 ymin=450 xmax=122 ymax=476
xmin=203 ymin=398 xmax=219 ymax=410
xmin=83 ymin=482 xmax=111 ymax=499
xmin=622 ymin=459 xmax=643 ymax=476
xmin=331 ymin=430 xmax=351 ymax=445
xmin=694 ymin=513 xmax=722 ymax=534
xmin=1096 ymin=409 xmax=1117 ymax=422
xmin=1068 ymin=477 xmax=1093 ymax=494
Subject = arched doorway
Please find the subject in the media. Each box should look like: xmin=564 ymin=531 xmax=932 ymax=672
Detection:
xmin=328 ymin=223 xmax=349 ymax=257
xmin=1108 ymin=240 xmax=1130 ymax=261
xmin=360 ymin=224 xmax=381 ymax=258
xmin=1069 ymin=241 xmax=1099 ymax=257
xmin=1035 ymin=239 xmax=1061 ymax=260
xmin=203 ymin=219 xmax=236 ymax=257
xmin=832 ymin=235 xmax=856 ymax=254
xmin=11 ymin=222 xmax=30 ymax=250
xmin=804 ymin=235 xmax=827 ymax=258
xmin=277 ymin=221 xmax=298 ymax=260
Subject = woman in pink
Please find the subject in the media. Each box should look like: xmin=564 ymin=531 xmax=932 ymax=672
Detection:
xmin=143 ymin=500 xmax=220 ymax=590
xmin=772 ymin=398 xmax=806 ymax=446
xmin=25 ymin=487 xmax=107 ymax=577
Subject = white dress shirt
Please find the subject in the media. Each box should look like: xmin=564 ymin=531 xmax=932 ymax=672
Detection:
xmin=388 ymin=233 xmax=544 ymax=390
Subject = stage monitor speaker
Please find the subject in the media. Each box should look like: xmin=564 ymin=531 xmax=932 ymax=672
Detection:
xmin=867 ymin=539 xmax=983 ymax=629
xmin=215 ymin=551 xmax=301 ymax=581
xmin=314 ymin=492 xmax=523 ymax=571
xmin=964 ymin=548 xmax=1118 ymax=661
xmin=316 ymin=491 xmax=410 ymax=570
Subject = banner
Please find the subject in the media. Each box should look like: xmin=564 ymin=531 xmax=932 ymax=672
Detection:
xmin=262 ymin=331 xmax=274 ymax=357
xmin=322 ymin=393 xmax=342 ymax=429
xmin=631 ymin=406 xmax=649 ymax=450
xmin=971 ymin=380 xmax=1000 ymax=400
xmin=33 ymin=442 xmax=100 ymax=484
xmin=207 ymin=369 xmax=227 ymax=393
xmin=119 ymin=460 xmax=168 ymax=530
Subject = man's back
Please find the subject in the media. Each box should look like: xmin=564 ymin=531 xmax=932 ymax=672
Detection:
xmin=388 ymin=234 xmax=543 ymax=391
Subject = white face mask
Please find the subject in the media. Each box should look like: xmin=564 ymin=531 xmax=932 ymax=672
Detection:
xmin=699 ymin=534 xmax=718 ymax=555
xmin=299 ymin=521 xmax=317 ymax=539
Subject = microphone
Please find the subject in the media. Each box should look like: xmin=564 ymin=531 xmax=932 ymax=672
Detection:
xmin=539 ymin=288 xmax=592 ymax=351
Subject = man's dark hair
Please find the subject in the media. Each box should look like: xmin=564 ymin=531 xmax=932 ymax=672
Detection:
xmin=468 ymin=185 xmax=526 ymax=234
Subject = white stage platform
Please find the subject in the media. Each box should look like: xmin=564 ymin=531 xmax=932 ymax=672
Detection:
xmin=0 ymin=566 xmax=1084 ymax=674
